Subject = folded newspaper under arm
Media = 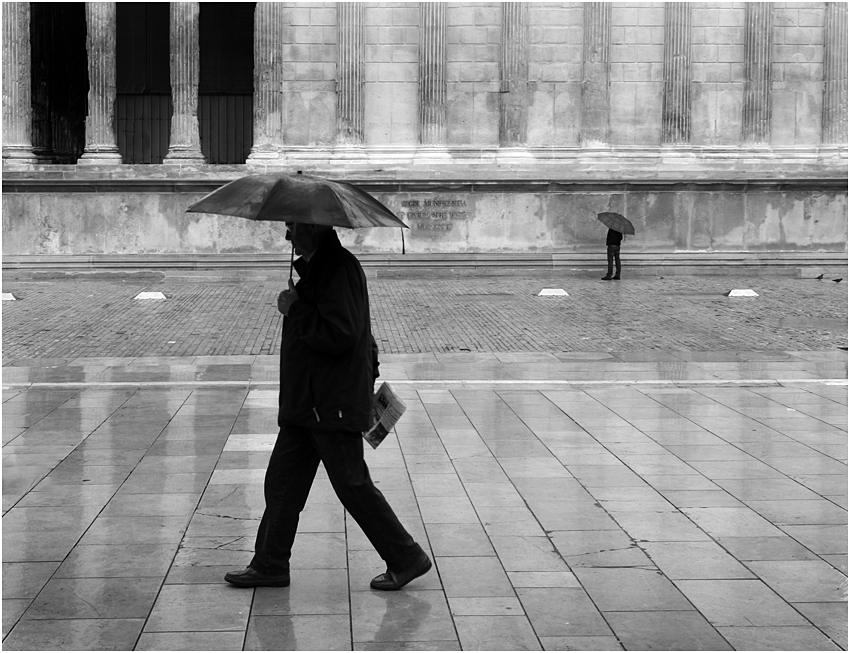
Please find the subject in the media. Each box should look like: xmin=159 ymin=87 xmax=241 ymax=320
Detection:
xmin=363 ymin=382 xmax=406 ymax=449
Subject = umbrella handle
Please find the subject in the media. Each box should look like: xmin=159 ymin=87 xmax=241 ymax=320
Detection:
xmin=289 ymin=242 xmax=295 ymax=281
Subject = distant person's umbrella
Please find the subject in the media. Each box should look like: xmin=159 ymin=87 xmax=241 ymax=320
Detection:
xmin=597 ymin=212 xmax=635 ymax=235
xmin=187 ymin=172 xmax=408 ymax=277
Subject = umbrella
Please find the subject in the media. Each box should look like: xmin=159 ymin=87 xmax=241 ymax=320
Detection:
xmin=187 ymin=172 xmax=408 ymax=229
xmin=597 ymin=212 xmax=635 ymax=235
xmin=187 ymin=172 xmax=408 ymax=278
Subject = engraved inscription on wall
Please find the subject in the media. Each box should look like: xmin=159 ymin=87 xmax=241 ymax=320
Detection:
xmin=399 ymin=197 xmax=469 ymax=232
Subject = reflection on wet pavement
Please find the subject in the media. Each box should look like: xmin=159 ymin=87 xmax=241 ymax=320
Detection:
xmin=2 ymin=352 xmax=847 ymax=650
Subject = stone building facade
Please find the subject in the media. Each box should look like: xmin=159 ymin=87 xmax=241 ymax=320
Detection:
xmin=2 ymin=2 xmax=847 ymax=274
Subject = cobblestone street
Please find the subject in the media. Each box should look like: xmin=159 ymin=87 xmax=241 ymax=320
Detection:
xmin=2 ymin=275 xmax=847 ymax=361
xmin=2 ymin=273 xmax=847 ymax=651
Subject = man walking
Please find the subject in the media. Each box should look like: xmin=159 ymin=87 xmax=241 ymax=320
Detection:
xmin=225 ymin=222 xmax=431 ymax=591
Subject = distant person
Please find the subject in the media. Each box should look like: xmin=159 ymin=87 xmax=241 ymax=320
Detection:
xmin=225 ymin=222 xmax=431 ymax=591
xmin=601 ymin=228 xmax=623 ymax=280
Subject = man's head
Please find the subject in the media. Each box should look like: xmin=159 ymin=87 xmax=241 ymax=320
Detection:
xmin=285 ymin=223 xmax=333 ymax=260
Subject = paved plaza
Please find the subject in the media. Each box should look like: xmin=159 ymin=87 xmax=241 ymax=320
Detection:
xmin=2 ymin=275 xmax=848 ymax=651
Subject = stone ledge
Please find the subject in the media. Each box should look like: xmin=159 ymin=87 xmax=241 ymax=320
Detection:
xmin=3 ymin=252 xmax=846 ymax=280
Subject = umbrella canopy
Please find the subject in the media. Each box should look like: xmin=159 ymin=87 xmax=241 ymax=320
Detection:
xmin=597 ymin=212 xmax=635 ymax=235
xmin=187 ymin=173 xmax=408 ymax=229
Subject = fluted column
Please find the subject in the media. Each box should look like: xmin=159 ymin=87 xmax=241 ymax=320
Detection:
xmin=30 ymin=3 xmax=54 ymax=162
xmin=581 ymin=2 xmax=611 ymax=145
xmin=2 ymin=2 xmax=37 ymax=163
xmin=337 ymin=2 xmax=364 ymax=145
xmin=250 ymin=3 xmax=285 ymax=159
xmin=662 ymin=2 xmax=691 ymax=145
xmin=80 ymin=2 xmax=122 ymax=163
xmin=822 ymin=2 xmax=847 ymax=145
xmin=742 ymin=2 xmax=773 ymax=144
xmin=165 ymin=2 xmax=204 ymax=163
xmin=419 ymin=2 xmax=447 ymax=146
xmin=500 ymin=3 xmax=528 ymax=146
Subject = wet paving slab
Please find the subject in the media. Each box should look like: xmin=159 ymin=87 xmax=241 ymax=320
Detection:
xmin=2 ymin=352 xmax=847 ymax=650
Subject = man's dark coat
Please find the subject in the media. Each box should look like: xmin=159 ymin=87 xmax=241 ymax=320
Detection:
xmin=279 ymin=229 xmax=379 ymax=432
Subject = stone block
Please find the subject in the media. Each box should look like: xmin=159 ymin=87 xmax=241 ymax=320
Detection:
xmin=692 ymin=44 xmax=719 ymax=64
xmin=705 ymin=26 xmax=745 ymax=45
xmin=718 ymin=7 xmax=745 ymax=27
xmin=636 ymin=44 xmax=663 ymax=63
xmin=794 ymin=89 xmax=824 ymax=144
xmin=770 ymin=92 xmax=798 ymax=146
xmin=610 ymin=26 xmax=627 ymax=45
xmin=692 ymin=7 xmax=719 ymax=28
xmin=446 ymin=89 xmax=475 ymax=146
xmin=473 ymin=5 xmax=500 ymax=26
xmin=628 ymin=26 xmax=653 ymax=45
xmin=552 ymin=83 xmax=582 ymax=147
xmin=783 ymin=26 xmax=820 ymax=46
xmin=707 ymin=192 xmax=746 ymax=249
xmin=744 ymin=193 xmax=785 ymax=248
xmin=611 ymin=6 xmax=638 ymax=26
xmin=773 ymin=6 xmax=798 ymax=26
xmin=527 ymin=90 xmax=555 ymax=147
xmin=310 ymin=7 xmax=336 ymax=26
xmin=474 ymin=44 xmax=500 ymax=62
xmin=637 ymin=6 xmax=665 ymax=26
xmin=286 ymin=7 xmax=310 ymax=26
xmin=798 ymin=7 xmax=826 ymax=27
xmin=447 ymin=4 xmax=476 ymax=26
xmin=717 ymin=44 xmax=745 ymax=63
xmin=704 ymin=63 xmax=733 ymax=84
xmin=611 ymin=44 xmax=638 ymax=63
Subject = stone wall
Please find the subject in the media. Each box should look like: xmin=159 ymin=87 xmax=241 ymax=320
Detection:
xmin=2 ymin=179 xmax=845 ymax=257
xmin=2 ymin=2 xmax=846 ymax=263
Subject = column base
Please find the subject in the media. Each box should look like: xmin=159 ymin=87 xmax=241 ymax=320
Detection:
xmin=3 ymin=146 xmax=38 ymax=164
xmin=164 ymin=149 xmax=206 ymax=164
xmin=78 ymin=148 xmax=123 ymax=165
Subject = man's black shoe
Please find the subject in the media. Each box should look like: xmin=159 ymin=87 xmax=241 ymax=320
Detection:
xmin=601 ymin=275 xmax=613 ymax=280
xmin=225 ymin=566 xmax=290 ymax=588
xmin=612 ymin=275 xmax=620 ymax=280
xmin=370 ymin=552 xmax=432 ymax=591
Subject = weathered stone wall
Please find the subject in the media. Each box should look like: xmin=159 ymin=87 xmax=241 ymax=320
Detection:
xmin=3 ymin=2 xmax=846 ymax=262
xmin=3 ymin=182 xmax=845 ymax=256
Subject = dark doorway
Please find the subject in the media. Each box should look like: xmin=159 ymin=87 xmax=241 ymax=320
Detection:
xmin=199 ymin=3 xmax=255 ymax=164
xmin=30 ymin=3 xmax=87 ymax=163
xmin=116 ymin=2 xmax=171 ymax=164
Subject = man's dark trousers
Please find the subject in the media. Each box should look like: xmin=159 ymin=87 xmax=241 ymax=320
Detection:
xmin=606 ymin=245 xmax=621 ymax=277
xmin=251 ymin=421 xmax=422 ymax=575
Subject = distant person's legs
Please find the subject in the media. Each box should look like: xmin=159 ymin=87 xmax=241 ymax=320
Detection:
xmin=612 ymin=245 xmax=621 ymax=279
xmin=602 ymin=245 xmax=616 ymax=280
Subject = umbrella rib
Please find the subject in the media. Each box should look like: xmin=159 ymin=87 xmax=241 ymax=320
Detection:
xmin=251 ymin=176 xmax=279 ymax=222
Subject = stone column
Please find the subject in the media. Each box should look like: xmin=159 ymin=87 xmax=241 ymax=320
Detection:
xmin=500 ymin=2 xmax=528 ymax=146
xmin=30 ymin=3 xmax=54 ymax=162
xmin=419 ymin=2 xmax=447 ymax=146
xmin=2 ymin=2 xmax=37 ymax=163
xmin=79 ymin=2 xmax=122 ymax=164
xmin=662 ymin=2 xmax=691 ymax=145
xmin=581 ymin=2 xmax=611 ymax=146
xmin=822 ymin=2 xmax=847 ymax=145
xmin=337 ymin=2 xmax=364 ymax=146
xmin=165 ymin=2 xmax=205 ymax=163
xmin=250 ymin=2 xmax=285 ymax=160
xmin=742 ymin=2 xmax=773 ymax=144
